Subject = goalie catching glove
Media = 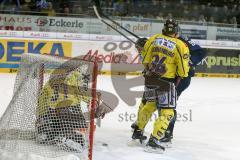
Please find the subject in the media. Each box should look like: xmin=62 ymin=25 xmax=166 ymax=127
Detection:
xmin=94 ymin=92 xmax=116 ymax=119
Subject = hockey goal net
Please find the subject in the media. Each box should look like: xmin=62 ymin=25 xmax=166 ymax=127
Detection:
xmin=0 ymin=53 xmax=98 ymax=160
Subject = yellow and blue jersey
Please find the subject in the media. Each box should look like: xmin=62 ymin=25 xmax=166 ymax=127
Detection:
xmin=141 ymin=34 xmax=190 ymax=79
xmin=178 ymin=36 xmax=207 ymax=66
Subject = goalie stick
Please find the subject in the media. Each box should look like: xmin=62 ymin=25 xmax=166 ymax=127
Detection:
xmin=93 ymin=0 xmax=140 ymax=44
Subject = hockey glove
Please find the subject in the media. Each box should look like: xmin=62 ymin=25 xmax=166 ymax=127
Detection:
xmin=135 ymin=37 xmax=148 ymax=52
xmin=188 ymin=66 xmax=195 ymax=77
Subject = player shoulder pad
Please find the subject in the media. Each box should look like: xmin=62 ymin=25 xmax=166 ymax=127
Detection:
xmin=178 ymin=36 xmax=202 ymax=51
xmin=176 ymin=38 xmax=188 ymax=49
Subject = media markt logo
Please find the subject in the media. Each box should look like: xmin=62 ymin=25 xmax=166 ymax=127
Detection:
xmin=35 ymin=17 xmax=48 ymax=26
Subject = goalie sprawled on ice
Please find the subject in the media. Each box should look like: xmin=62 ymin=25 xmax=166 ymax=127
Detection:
xmin=36 ymin=67 xmax=108 ymax=152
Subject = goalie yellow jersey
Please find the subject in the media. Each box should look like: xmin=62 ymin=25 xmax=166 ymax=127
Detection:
xmin=37 ymin=69 xmax=90 ymax=116
xmin=141 ymin=34 xmax=190 ymax=79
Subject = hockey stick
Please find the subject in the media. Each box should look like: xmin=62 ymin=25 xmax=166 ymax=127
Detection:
xmin=93 ymin=0 xmax=139 ymax=44
xmin=101 ymin=14 xmax=140 ymax=39
xmin=93 ymin=0 xmax=140 ymax=39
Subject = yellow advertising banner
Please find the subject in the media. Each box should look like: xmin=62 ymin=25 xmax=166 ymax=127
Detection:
xmin=0 ymin=38 xmax=72 ymax=72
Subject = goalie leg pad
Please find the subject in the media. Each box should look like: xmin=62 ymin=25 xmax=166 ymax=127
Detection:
xmin=55 ymin=134 xmax=84 ymax=153
xmin=57 ymin=105 xmax=88 ymax=135
xmin=54 ymin=128 xmax=86 ymax=152
xmin=36 ymin=108 xmax=60 ymax=144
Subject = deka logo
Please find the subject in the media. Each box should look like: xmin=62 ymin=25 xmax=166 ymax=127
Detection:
xmin=0 ymin=40 xmax=71 ymax=62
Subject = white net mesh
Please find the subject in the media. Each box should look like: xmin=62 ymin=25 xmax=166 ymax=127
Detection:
xmin=0 ymin=53 xmax=98 ymax=159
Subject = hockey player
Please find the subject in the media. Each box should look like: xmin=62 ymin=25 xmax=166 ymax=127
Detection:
xmin=176 ymin=36 xmax=207 ymax=97
xmin=131 ymin=19 xmax=190 ymax=153
xmin=161 ymin=35 xmax=207 ymax=143
xmin=132 ymin=25 xmax=207 ymax=146
xmin=36 ymin=67 xmax=97 ymax=152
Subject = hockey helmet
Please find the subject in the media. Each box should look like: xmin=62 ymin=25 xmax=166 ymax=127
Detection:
xmin=162 ymin=18 xmax=179 ymax=35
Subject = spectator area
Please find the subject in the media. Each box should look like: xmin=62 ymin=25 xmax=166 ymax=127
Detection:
xmin=0 ymin=0 xmax=239 ymax=27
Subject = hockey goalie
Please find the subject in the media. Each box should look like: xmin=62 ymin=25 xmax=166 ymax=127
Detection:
xmin=36 ymin=67 xmax=110 ymax=153
xmin=0 ymin=54 xmax=115 ymax=159
xmin=36 ymin=68 xmax=87 ymax=152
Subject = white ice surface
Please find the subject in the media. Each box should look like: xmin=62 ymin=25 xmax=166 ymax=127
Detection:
xmin=0 ymin=74 xmax=240 ymax=160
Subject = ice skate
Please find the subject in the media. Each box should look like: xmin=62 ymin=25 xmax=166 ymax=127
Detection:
xmin=159 ymin=130 xmax=173 ymax=148
xmin=128 ymin=126 xmax=147 ymax=146
xmin=144 ymin=135 xmax=165 ymax=154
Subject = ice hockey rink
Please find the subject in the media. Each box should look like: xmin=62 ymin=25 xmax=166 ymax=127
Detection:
xmin=0 ymin=73 xmax=240 ymax=160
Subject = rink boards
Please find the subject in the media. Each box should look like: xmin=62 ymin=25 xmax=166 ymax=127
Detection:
xmin=0 ymin=31 xmax=239 ymax=78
